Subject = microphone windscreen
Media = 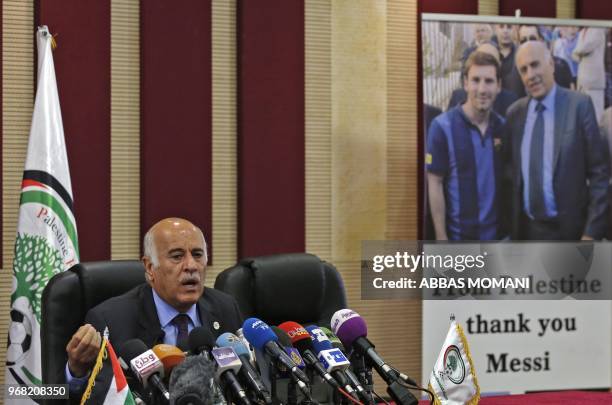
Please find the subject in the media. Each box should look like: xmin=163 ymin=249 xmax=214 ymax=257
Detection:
xmin=242 ymin=318 xmax=278 ymax=350
xmin=331 ymin=309 xmax=367 ymax=349
xmin=188 ymin=327 xmax=215 ymax=354
xmin=270 ymin=326 xmax=292 ymax=347
xmin=152 ymin=344 xmax=185 ymax=373
xmin=319 ymin=327 xmax=347 ymax=352
xmin=169 ymin=355 xmax=216 ymax=405
xmin=118 ymin=339 xmax=149 ymax=362
xmin=277 ymin=321 xmax=311 ymax=345
xmin=292 ymin=338 xmax=314 ymax=355
xmin=216 ymin=332 xmax=250 ymax=357
xmin=305 ymin=325 xmax=334 ymax=353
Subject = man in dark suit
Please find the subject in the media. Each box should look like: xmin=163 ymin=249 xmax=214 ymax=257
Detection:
xmin=505 ymin=41 xmax=609 ymax=240
xmin=64 ymin=218 xmax=243 ymax=396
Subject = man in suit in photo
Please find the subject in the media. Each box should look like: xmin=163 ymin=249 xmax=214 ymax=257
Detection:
xmin=505 ymin=41 xmax=609 ymax=240
xmin=64 ymin=217 xmax=243 ymax=398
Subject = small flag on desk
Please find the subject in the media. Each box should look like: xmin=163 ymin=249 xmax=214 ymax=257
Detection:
xmin=428 ymin=317 xmax=480 ymax=405
xmin=80 ymin=331 xmax=136 ymax=405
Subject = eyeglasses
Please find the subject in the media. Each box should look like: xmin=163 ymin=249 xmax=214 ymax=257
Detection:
xmin=519 ymin=36 xmax=539 ymax=44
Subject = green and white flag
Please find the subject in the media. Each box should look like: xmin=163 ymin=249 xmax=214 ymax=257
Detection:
xmin=5 ymin=26 xmax=79 ymax=401
xmin=428 ymin=319 xmax=480 ymax=405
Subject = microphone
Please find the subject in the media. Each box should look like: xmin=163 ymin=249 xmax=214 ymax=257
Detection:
xmin=306 ymin=325 xmax=371 ymax=404
xmin=305 ymin=326 xmax=350 ymax=372
xmin=119 ymin=339 xmax=170 ymax=403
xmin=169 ymin=354 xmax=217 ymax=405
xmin=242 ymin=318 xmax=309 ymax=385
xmin=278 ymin=321 xmax=341 ymax=390
xmin=319 ymin=327 xmax=372 ymax=396
xmin=270 ymin=326 xmax=306 ymax=370
xmin=216 ymin=333 xmax=273 ymax=404
xmin=332 ymin=309 xmax=418 ymax=405
xmin=211 ymin=346 xmax=252 ymax=405
xmin=319 ymin=327 xmax=345 ymax=351
xmin=188 ymin=327 xmax=216 ymax=357
xmin=323 ymin=325 xmax=417 ymax=388
xmin=236 ymin=328 xmax=257 ymax=365
xmin=152 ymin=344 xmax=186 ymax=375
xmin=263 ymin=326 xmax=313 ymax=401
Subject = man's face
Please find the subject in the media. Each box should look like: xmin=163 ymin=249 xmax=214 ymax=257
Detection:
xmin=463 ymin=64 xmax=500 ymax=113
xmin=474 ymin=24 xmax=492 ymax=43
xmin=145 ymin=222 xmax=207 ymax=312
xmin=516 ymin=42 xmax=555 ymax=100
xmin=519 ymin=26 xmax=540 ymax=44
xmin=495 ymin=24 xmax=514 ymax=47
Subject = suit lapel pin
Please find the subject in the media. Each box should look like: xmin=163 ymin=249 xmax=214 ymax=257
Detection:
xmin=213 ymin=321 xmax=220 ymax=330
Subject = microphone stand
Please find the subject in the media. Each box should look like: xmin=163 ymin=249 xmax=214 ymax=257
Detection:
xmin=287 ymin=378 xmax=299 ymax=405
xmin=351 ymin=352 xmax=374 ymax=403
xmin=352 ymin=352 xmax=417 ymax=405
xmin=267 ymin=359 xmax=280 ymax=405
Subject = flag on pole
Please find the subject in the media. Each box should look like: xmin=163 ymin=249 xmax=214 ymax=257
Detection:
xmin=428 ymin=317 xmax=480 ymax=405
xmin=5 ymin=26 xmax=79 ymax=401
xmin=80 ymin=330 xmax=135 ymax=405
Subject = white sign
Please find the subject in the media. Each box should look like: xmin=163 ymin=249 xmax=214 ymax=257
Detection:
xmin=422 ymin=300 xmax=612 ymax=394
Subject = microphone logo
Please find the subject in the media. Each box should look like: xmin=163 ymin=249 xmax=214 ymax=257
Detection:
xmin=331 ymin=309 xmax=358 ymax=332
xmin=309 ymin=328 xmax=326 ymax=343
xmin=212 ymin=347 xmax=239 ymax=365
xmin=290 ymin=351 xmax=301 ymax=365
xmin=287 ymin=327 xmax=309 ymax=340
xmin=133 ymin=352 xmax=157 ymax=370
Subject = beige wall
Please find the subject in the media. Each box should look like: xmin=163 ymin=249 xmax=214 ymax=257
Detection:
xmin=306 ymin=0 xmax=421 ymax=385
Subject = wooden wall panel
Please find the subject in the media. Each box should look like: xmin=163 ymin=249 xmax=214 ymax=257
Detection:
xmin=111 ymin=0 xmax=140 ymax=260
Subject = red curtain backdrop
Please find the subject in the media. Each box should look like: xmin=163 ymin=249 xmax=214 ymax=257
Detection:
xmin=420 ymin=0 xmax=478 ymax=14
xmin=577 ymin=0 xmax=612 ymax=19
xmin=140 ymin=0 xmax=213 ymax=255
xmin=238 ymin=0 xmax=305 ymax=257
xmin=499 ymin=0 xmax=556 ymax=17
xmin=36 ymin=0 xmax=111 ymax=261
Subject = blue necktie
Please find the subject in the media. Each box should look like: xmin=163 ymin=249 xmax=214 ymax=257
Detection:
xmin=173 ymin=314 xmax=190 ymax=351
xmin=529 ymin=102 xmax=547 ymax=220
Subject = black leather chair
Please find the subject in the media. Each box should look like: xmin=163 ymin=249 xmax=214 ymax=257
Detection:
xmin=41 ymin=260 xmax=145 ymax=388
xmin=214 ymin=253 xmax=346 ymax=328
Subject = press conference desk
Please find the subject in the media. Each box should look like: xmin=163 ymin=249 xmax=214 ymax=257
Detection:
xmin=417 ymin=390 xmax=612 ymax=404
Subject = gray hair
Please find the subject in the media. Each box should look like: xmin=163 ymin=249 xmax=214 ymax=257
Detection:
xmin=143 ymin=226 xmax=208 ymax=268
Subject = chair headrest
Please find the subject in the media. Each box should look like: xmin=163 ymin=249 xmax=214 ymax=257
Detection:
xmin=244 ymin=253 xmax=326 ymax=325
xmin=73 ymin=260 xmax=146 ymax=312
